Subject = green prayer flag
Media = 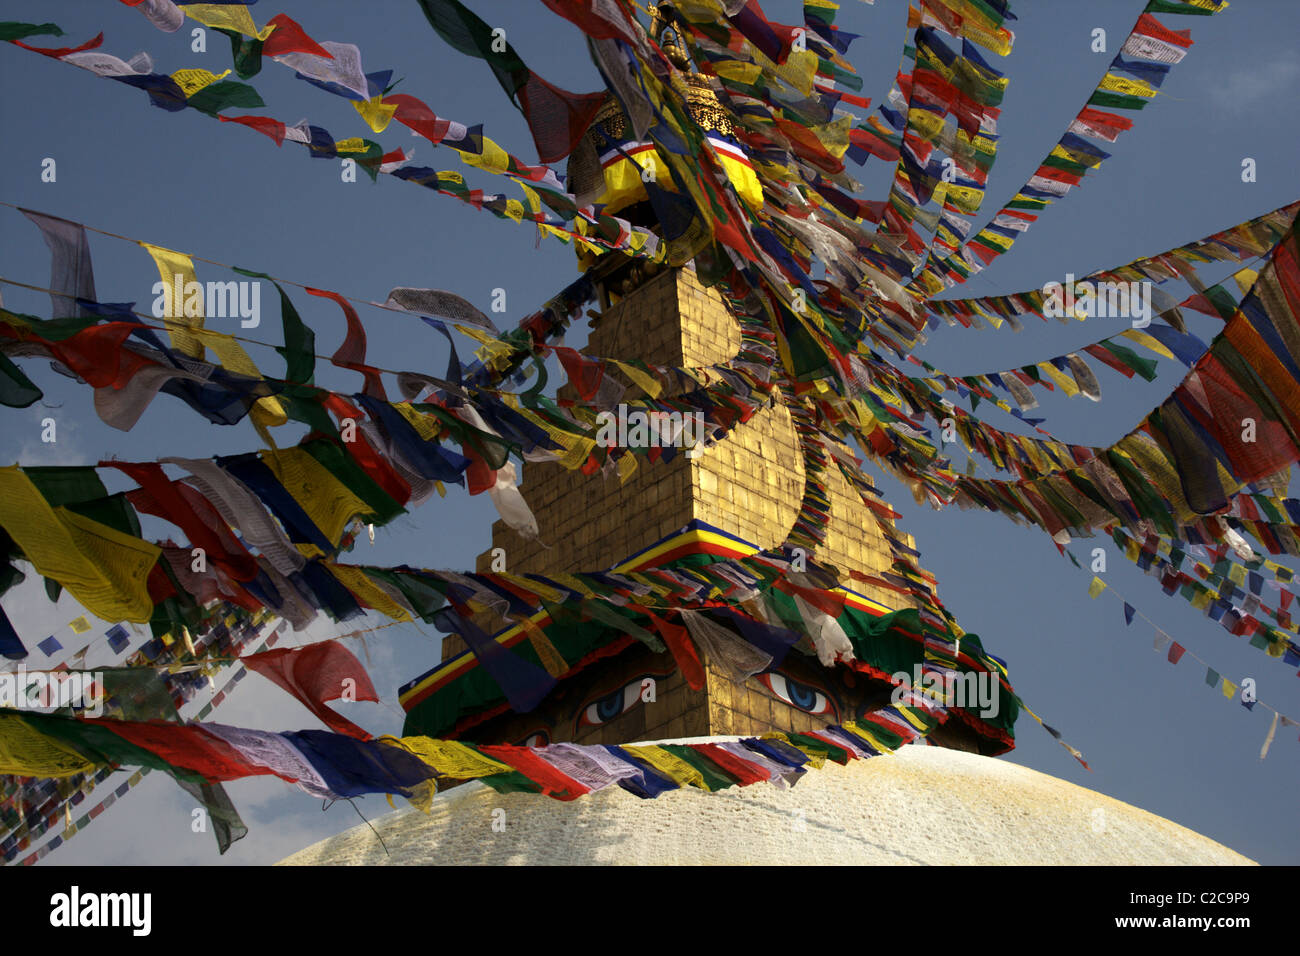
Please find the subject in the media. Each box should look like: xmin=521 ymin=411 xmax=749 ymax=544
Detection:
xmin=1098 ymin=340 xmax=1159 ymax=381
xmin=0 ymin=22 xmax=63 ymax=41
xmin=235 ymin=269 xmax=316 ymax=385
xmin=1087 ymin=90 xmax=1150 ymax=110
xmin=187 ymin=80 xmax=265 ymax=117
xmin=218 ymin=28 xmax=264 ymax=79
xmin=1145 ymin=0 xmax=1223 ymax=14
xmin=0 ymin=352 xmax=42 ymax=408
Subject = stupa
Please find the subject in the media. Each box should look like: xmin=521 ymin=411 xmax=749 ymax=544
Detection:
xmin=396 ymin=3 xmax=1014 ymax=759
xmin=281 ymin=5 xmax=1252 ymax=866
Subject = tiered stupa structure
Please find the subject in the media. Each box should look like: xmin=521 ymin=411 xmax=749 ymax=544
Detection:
xmin=395 ymin=2 xmax=1013 ymax=757
xmin=286 ymin=3 xmax=1252 ymax=866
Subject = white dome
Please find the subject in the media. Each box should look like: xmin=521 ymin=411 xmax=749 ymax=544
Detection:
xmin=278 ymin=741 xmax=1254 ymax=866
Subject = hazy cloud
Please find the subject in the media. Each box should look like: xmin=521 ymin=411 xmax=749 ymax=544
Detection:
xmin=1209 ymin=55 xmax=1300 ymax=112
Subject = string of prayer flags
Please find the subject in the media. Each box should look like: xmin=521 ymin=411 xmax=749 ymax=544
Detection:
xmin=0 ymin=700 xmax=948 ymax=806
xmin=913 ymin=4 xmax=1230 ymax=292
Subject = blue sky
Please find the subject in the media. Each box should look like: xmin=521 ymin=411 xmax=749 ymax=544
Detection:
xmin=1 ymin=0 xmax=1297 ymax=864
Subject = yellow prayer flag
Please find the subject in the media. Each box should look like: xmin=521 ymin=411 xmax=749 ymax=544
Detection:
xmin=895 ymin=707 xmax=934 ymax=732
xmin=517 ymin=180 xmax=542 ymax=217
xmin=1050 ymin=143 xmax=1104 ymax=169
xmin=461 ymin=136 xmax=511 ymax=174
xmin=393 ymin=402 xmax=443 ymax=441
xmin=137 ymin=244 xmax=286 ymax=424
xmin=944 ymin=184 xmax=985 ymax=214
xmin=617 ymin=450 xmax=638 ymax=485
xmin=1120 ymin=328 xmax=1175 ymax=361
xmin=623 ymin=745 xmax=711 ymax=790
xmin=612 ymin=359 xmax=663 ymax=398
xmin=68 ymin=616 xmax=91 ymax=635
xmin=263 ymin=448 xmax=370 ymax=548
xmin=353 ymin=96 xmax=398 ymax=134
xmin=326 ymin=564 xmax=411 ymax=622
xmin=960 ymin=23 xmax=1013 ymax=57
xmin=0 ymin=714 xmax=95 ymax=778
xmin=546 ymin=572 xmax=596 ymax=600
xmin=0 ymin=468 xmax=161 ymax=622
xmin=1038 ymin=361 xmax=1080 ymax=398
xmin=170 ymin=68 xmax=231 ymax=97
xmin=1234 ymin=267 xmax=1259 ymax=296
xmin=1087 ymin=576 xmax=1107 ymax=598
xmin=841 ymin=720 xmax=895 ymax=756
xmin=907 ymin=108 xmax=947 ymax=143
xmin=385 ymin=736 xmax=513 ymax=778
xmin=1097 ymin=74 xmax=1159 ymax=98
xmin=713 ymin=60 xmax=763 ymax=84
xmin=179 ymin=4 xmax=274 ymax=39
xmin=976 ymin=228 xmax=1015 ymax=252
xmin=139 ymin=242 xmax=206 ymax=358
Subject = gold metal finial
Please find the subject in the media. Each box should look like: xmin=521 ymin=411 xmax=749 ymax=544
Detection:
xmin=649 ymin=2 xmax=692 ymax=71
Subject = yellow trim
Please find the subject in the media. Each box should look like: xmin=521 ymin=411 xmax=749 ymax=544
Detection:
xmin=612 ymin=527 xmax=754 ymax=572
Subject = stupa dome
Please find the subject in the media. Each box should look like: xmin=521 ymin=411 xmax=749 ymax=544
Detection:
xmin=279 ymin=741 xmax=1253 ymax=866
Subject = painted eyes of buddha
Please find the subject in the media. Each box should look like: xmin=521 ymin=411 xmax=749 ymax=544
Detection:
xmin=519 ymin=731 xmax=550 ymax=747
xmin=574 ymin=673 xmax=667 ymax=730
xmin=757 ymin=671 xmax=837 ymax=719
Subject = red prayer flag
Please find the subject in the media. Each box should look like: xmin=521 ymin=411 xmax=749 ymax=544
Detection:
xmin=552 ymin=346 xmax=606 ymax=401
xmin=263 ymin=14 xmax=333 ymax=59
xmin=13 ymin=32 xmax=104 ymax=58
xmin=638 ymin=608 xmax=705 ymax=690
xmin=244 ymin=643 xmax=379 ymax=740
xmin=103 ymin=721 xmax=270 ymax=782
xmin=693 ymin=743 xmax=768 ymax=785
xmin=218 ymin=114 xmax=287 ymax=146
xmin=477 ymin=744 xmax=590 ymax=800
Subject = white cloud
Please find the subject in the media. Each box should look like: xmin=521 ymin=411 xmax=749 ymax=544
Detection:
xmin=1209 ymin=56 xmax=1300 ymax=112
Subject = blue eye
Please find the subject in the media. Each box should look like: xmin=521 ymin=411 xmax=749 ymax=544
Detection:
xmin=759 ymin=672 xmax=834 ymax=717
xmin=787 ymin=679 xmax=818 ymax=711
xmin=595 ymin=688 xmax=624 ymax=721
xmin=576 ymin=674 xmax=666 ymax=729
xmin=578 ymin=680 xmax=641 ymax=728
